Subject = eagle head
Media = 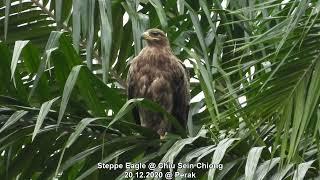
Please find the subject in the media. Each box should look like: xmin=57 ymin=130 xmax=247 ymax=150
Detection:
xmin=142 ymin=28 xmax=169 ymax=47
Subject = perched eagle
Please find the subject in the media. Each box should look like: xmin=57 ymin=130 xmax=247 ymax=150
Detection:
xmin=127 ymin=28 xmax=190 ymax=138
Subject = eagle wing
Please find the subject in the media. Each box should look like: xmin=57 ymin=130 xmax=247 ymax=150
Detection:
xmin=172 ymin=59 xmax=190 ymax=129
xmin=127 ymin=58 xmax=140 ymax=125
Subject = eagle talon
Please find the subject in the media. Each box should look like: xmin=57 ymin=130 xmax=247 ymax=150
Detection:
xmin=160 ymin=132 xmax=168 ymax=140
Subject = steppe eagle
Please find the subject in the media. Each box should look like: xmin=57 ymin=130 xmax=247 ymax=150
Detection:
xmin=127 ymin=28 xmax=190 ymax=138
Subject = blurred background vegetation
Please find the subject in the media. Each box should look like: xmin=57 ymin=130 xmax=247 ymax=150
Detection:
xmin=0 ymin=0 xmax=320 ymax=179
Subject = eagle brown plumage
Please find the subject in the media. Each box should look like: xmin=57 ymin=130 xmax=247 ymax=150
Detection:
xmin=127 ymin=28 xmax=190 ymax=138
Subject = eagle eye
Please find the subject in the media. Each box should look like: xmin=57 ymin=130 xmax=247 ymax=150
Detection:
xmin=150 ymin=31 xmax=161 ymax=36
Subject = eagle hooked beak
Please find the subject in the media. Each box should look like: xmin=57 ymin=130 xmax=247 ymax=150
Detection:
xmin=142 ymin=32 xmax=150 ymax=40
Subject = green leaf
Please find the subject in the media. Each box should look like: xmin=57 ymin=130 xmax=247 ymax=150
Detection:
xmin=107 ymin=98 xmax=143 ymax=128
xmin=4 ymin=0 xmax=11 ymax=40
xmin=11 ymin=40 xmax=29 ymax=87
xmin=80 ymin=0 xmax=88 ymax=36
xmin=0 ymin=110 xmax=28 ymax=133
xmin=45 ymin=31 xmax=63 ymax=50
xmin=245 ymin=146 xmax=265 ymax=180
xmin=85 ymin=0 xmax=95 ymax=70
xmin=216 ymin=160 xmax=241 ymax=180
xmin=199 ymin=0 xmax=216 ymax=37
xmin=177 ymin=145 xmax=215 ymax=174
xmin=72 ymin=0 xmax=81 ymax=53
xmin=98 ymin=0 xmax=113 ymax=83
xmin=185 ymin=2 xmax=209 ymax=65
xmin=29 ymin=31 xmax=62 ymax=99
xmin=158 ymin=128 xmax=207 ymax=171
xmin=66 ymin=118 xmax=103 ymax=148
xmin=208 ymin=138 xmax=237 ymax=180
xmin=177 ymin=0 xmax=184 ymax=15
xmin=254 ymin=157 xmax=280 ymax=180
xmin=55 ymin=0 xmax=62 ymax=28
xmin=292 ymin=160 xmax=314 ymax=180
xmin=57 ymin=65 xmax=83 ymax=126
xmin=122 ymin=0 xmax=149 ymax=55
xmin=32 ymin=97 xmax=60 ymax=141
xmin=183 ymin=47 xmax=219 ymax=131
xmin=28 ymin=48 xmax=56 ymax=100
xmin=148 ymin=0 xmax=168 ymax=28
xmin=108 ymin=98 xmax=185 ymax=136
xmin=294 ymin=57 xmax=320 ymax=153
xmin=270 ymin=164 xmax=294 ymax=180
xmin=54 ymin=117 xmax=105 ymax=178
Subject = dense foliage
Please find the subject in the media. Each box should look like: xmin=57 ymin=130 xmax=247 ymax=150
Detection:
xmin=0 ymin=0 xmax=320 ymax=179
